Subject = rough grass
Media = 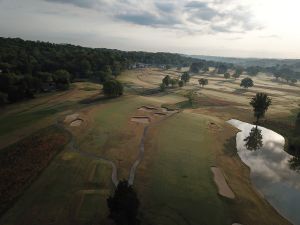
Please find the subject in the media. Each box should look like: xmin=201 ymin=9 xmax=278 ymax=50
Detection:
xmin=0 ymin=126 xmax=70 ymax=216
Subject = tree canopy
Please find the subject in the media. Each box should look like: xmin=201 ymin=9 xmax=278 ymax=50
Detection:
xmin=181 ymin=72 xmax=190 ymax=83
xmin=240 ymin=77 xmax=254 ymax=88
xmin=198 ymin=78 xmax=208 ymax=87
xmin=250 ymin=92 xmax=272 ymax=123
xmin=103 ymin=79 xmax=123 ymax=97
xmin=224 ymin=73 xmax=230 ymax=79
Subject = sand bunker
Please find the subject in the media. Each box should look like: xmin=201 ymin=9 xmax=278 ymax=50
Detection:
xmin=131 ymin=116 xmax=151 ymax=124
xmin=70 ymin=119 xmax=83 ymax=127
xmin=138 ymin=106 xmax=157 ymax=112
xmin=211 ymin=167 xmax=235 ymax=199
xmin=64 ymin=113 xmax=80 ymax=123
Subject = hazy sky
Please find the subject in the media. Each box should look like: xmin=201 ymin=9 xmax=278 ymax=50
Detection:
xmin=0 ymin=0 xmax=300 ymax=58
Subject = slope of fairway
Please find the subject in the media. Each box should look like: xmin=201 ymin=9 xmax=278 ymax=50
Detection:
xmin=137 ymin=111 xmax=232 ymax=225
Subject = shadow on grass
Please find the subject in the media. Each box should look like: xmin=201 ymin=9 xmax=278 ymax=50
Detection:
xmin=79 ymin=95 xmax=112 ymax=105
xmin=223 ymin=136 xmax=238 ymax=157
xmin=232 ymin=88 xmax=249 ymax=95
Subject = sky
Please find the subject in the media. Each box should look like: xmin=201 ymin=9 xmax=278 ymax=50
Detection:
xmin=0 ymin=0 xmax=300 ymax=58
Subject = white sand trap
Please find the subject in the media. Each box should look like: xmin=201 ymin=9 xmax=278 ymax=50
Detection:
xmin=131 ymin=116 xmax=151 ymax=124
xmin=211 ymin=167 xmax=235 ymax=199
xmin=138 ymin=106 xmax=157 ymax=112
xmin=70 ymin=119 xmax=83 ymax=127
xmin=64 ymin=113 xmax=79 ymax=123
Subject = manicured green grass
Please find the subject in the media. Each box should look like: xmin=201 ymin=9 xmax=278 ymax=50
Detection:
xmin=139 ymin=112 xmax=232 ymax=225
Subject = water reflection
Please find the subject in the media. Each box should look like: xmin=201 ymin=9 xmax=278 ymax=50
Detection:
xmin=227 ymin=119 xmax=300 ymax=225
xmin=244 ymin=127 xmax=263 ymax=151
xmin=289 ymin=156 xmax=300 ymax=172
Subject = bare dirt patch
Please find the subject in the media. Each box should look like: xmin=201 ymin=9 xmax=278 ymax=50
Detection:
xmin=211 ymin=166 xmax=235 ymax=199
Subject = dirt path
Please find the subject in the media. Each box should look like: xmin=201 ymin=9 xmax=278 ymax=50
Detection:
xmin=128 ymin=110 xmax=180 ymax=185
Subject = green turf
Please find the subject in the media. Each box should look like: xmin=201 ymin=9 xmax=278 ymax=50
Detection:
xmin=0 ymin=101 xmax=74 ymax=136
xmin=139 ymin=112 xmax=232 ymax=225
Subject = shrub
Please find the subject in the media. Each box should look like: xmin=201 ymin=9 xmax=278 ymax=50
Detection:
xmin=103 ymin=79 xmax=123 ymax=97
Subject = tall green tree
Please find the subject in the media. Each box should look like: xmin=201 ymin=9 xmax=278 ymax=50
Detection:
xmin=103 ymin=79 xmax=123 ymax=97
xmin=224 ymin=73 xmax=230 ymax=79
xmin=250 ymin=92 xmax=272 ymax=124
xmin=240 ymin=77 xmax=254 ymax=88
xmin=181 ymin=72 xmax=190 ymax=83
xmin=198 ymin=78 xmax=208 ymax=87
xmin=162 ymin=75 xmax=171 ymax=87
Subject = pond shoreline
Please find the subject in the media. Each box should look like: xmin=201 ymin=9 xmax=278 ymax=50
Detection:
xmin=227 ymin=119 xmax=298 ymax=225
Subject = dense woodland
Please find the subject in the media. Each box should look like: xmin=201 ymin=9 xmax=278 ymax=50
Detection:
xmin=0 ymin=37 xmax=201 ymax=104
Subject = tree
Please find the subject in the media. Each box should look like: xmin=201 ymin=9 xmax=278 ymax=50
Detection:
xmin=0 ymin=92 xmax=7 ymax=105
xmin=235 ymin=66 xmax=244 ymax=76
xmin=181 ymin=72 xmax=190 ymax=83
xmin=198 ymin=78 xmax=208 ymax=87
xmin=291 ymin=79 xmax=298 ymax=85
xmin=170 ymin=79 xmax=178 ymax=88
xmin=232 ymin=73 xmax=240 ymax=80
xmin=159 ymin=83 xmax=166 ymax=91
xmin=53 ymin=69 xmax=71 ymax=90
xmin=162 ymin=75 xmax=171 ymax=87
xmin=240 ymin=77 xmax=254 ymax=88
xmin=224 ymin=73 xmax=230 ymax=79
xmin=79 ymin=59 xmax=91 ymax=77
xmin=250 ymin=92 xmax=272 ymax=124
xmin=107 ymin=180 xmax=140 ymax=225
xmin=178 ymin=80 xmax=184 ymax=87
xmin=217 ymin=64 xmax=227 ymax=74
xmin=103 ymin=79 xmax=123 ymax=97
xmin=296 ymin=112 xmax=300 ymax=135
xmin=246 ymin=66 xmax=260 ymax=76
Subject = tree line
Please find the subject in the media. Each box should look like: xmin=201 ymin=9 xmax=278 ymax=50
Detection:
xmin=0 ymin=37 xmax=201 ymax=104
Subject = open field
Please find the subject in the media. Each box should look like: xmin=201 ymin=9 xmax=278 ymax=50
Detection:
xmin=0 ymin=67 xmax=299 ymax=225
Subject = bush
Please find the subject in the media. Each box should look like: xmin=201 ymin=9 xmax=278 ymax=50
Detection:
xmin=103 ymin=79 xmax=123 ymax=97
xmin=288 ymin=137 xmax=300 ymax=156
xmin=240 ymin=77 xmax=254 ymax=88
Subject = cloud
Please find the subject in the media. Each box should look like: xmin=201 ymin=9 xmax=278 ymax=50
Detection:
xmin=116 ymin=11 xmax=179 ymax=26
xmin=42 ymin=0 xmax=262 ymax=34
xmin=155 ymin=2 xmax=176 ymax=13
xmin=45 ymin=0 xmax=98 ymax=8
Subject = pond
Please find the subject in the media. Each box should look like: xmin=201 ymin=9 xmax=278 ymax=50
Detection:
xmin=227 ymin=119 xmax=300 ymax=225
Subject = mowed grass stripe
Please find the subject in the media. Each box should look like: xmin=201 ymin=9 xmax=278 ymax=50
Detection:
xmin=140 ymin=112 xmax=232 ymax=225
